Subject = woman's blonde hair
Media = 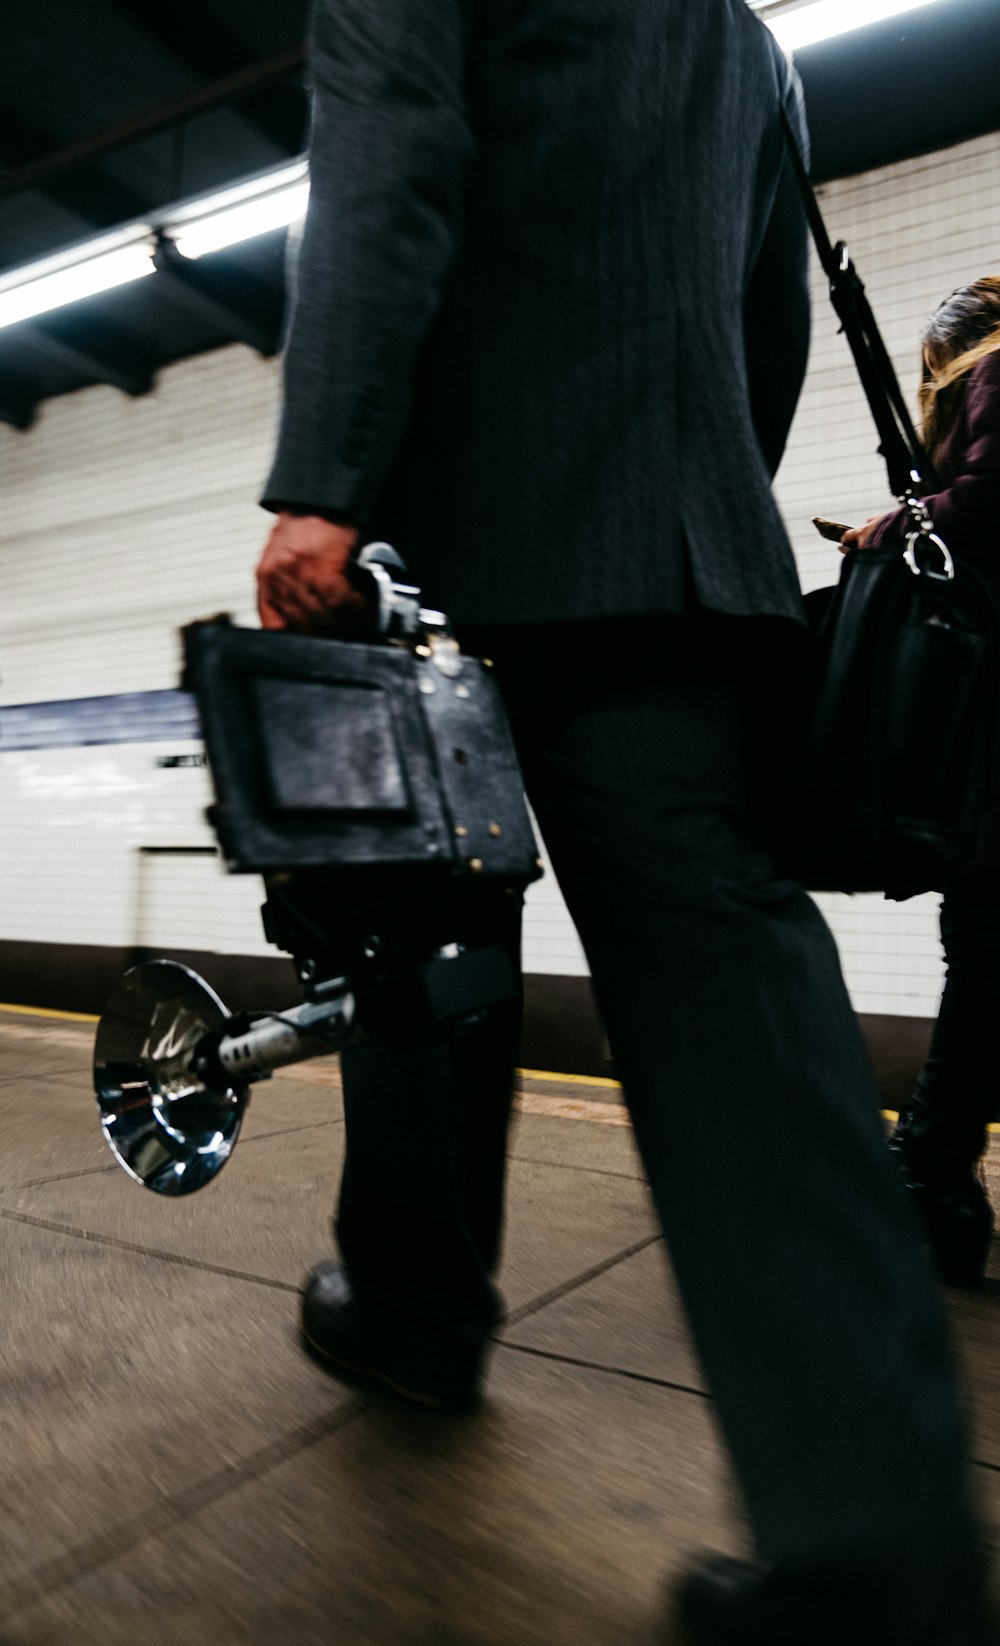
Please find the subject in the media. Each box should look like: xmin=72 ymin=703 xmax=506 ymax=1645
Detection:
xmin=919 ymin=277 xmax=1000 ymax=461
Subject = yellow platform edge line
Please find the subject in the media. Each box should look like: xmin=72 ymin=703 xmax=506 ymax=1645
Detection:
xmin=517 ymin=1066 xmax=621 ymax=1089
xmin=0 ymin=1009 xmax=997 ymax=1134
xmin=874 ymin=1111 xmax=1000 ymax=1135
xmin=0 ymin=1001 xmax=98 ymax=1023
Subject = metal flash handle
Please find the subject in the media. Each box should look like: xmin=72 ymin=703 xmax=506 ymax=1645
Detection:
xmin=210 ymin=991 xmax=356 ymax=1083
xmin=353 ymin=543 xmax=448 ymax=641
xmin=94 ymin=947 xmax=518 ymax=1197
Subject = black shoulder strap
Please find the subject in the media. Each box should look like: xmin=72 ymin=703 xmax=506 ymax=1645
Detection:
xmin=780 ymin=108 xmax=940 ymax=499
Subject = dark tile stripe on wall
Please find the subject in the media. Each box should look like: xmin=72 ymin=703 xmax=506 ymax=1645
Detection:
xmin=0 ymin=690 xmax=200 ymax=752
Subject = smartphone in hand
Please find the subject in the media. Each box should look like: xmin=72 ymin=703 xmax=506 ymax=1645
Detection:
xmin=813 ymin=517 xmax=853 ymax=544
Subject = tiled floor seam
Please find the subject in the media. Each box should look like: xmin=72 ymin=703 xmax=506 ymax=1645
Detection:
xmin=508 ymin=1151 xmax=644 ymax=1182
xmin=0 ymin=1164 xmax=114 ymax=1193
xmin=0 ymin=1069 xmax=90 ymax=1087
xmin=0 ymin=1131 xmax=640 ymax=1200
xmin=495 ymin=1338 xmax=712 ymax=1402
xmin=0 ymin=1401 xmax=367 ymax=1626
xmin=0 ymin=1205 xmax=664 ymax=1333
xmin=0 ymin=1118 xmax=344 ymax=1195
xmin=0 ymin=1205 xmax=303 ymax=1293
xmin=502 ymin=1231 xmax=666 ymax=1327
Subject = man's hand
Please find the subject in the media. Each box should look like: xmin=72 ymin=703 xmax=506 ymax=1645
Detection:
xmin=256 ymin=513 xmax=368 ymax=633
xmin=840 ymin=515 xmax=888 ymax=554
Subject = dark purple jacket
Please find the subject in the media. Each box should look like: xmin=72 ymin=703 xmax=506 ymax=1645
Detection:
xmin=869 ymin=350 xmax=1000 ymax=594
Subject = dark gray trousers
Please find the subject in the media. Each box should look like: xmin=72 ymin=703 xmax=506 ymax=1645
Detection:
xmin=337 ymin=617 xmax=976 ymax=1586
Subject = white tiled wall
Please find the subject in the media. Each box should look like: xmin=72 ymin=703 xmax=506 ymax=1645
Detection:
xmin=0 ymin=741 xmax=273 ymax=957
xmin=2 ymin=129 xmax=999 ymax=1011
xmin=0 ymin=348 xmax=275 ymax=703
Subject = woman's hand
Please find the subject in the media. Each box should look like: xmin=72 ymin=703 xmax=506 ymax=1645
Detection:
xmin=840 ymin=515 xmax=888 ymax=553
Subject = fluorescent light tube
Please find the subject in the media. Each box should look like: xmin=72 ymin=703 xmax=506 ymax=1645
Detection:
xmin=0 ymin=234 xmax=155 ymax=331
xmin=171 ymin=178 xmax=309 ymax=261
xmin=0 ymin=160 xmax=308 ymax=333
xmin=165 ymin=159 xmax=309 ymax=260
xmin=762 ymin=0 xmax=940 ymax=53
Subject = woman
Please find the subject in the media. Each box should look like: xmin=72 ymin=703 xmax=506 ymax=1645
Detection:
xmin=844 ymin=276 xmax=1000 ymax=1289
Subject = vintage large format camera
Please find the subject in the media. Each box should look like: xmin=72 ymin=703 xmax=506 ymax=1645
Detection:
xmin=94 ymin=546 xmax=542 ymax=1195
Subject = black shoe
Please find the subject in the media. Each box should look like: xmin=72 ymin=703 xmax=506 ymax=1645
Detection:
xmin=890 ymin=1113 xmax=995 ymax=1290
xmin=300 ymin=1260 xmax=485 ymax=1412
xmin=674 ymin=1554 xmax=996 ymax=1646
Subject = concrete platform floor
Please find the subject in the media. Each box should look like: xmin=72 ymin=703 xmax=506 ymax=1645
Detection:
xmin=1 ymin=1006 xmax=999 ymax=1644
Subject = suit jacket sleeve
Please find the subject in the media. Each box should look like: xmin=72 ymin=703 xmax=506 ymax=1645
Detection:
xmin=743 ymin=46 xmax=811 ymax=481
xmin=868 ymin=352 xmax=1000 ymax=573
xmin=261 ymin=0 xmax=476 ymax=520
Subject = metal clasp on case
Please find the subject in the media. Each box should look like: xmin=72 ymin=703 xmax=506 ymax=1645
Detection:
xmin=904 ymin=530 xmax=955 ymax=581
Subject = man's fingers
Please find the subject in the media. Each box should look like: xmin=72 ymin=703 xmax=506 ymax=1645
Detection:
xmin=255 ymin=514 xmax=368 ymax=635
xmin=258 ymin=565 xmax=372 ymax=634
xmin=258 ymin=589 xmax=289 ymax=630
xmin=258 ymin=569 xmax=318 ymax=629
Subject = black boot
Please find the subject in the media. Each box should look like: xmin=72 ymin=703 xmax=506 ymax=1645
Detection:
xmin=890 ymin=1092 xmax=994 ymax=1290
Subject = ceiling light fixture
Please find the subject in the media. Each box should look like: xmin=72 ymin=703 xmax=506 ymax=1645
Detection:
xmin=165 ymin=160 xmax=309 ymax=261
xmin=0 ymin=159 xmax=309 ymax=333
xmin=752 ymin=0 xmax=941 ymax=53
xmin=0 ymin=229 xmax=156 ymax=332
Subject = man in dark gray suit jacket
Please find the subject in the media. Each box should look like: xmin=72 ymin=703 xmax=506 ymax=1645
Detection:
xmin=257 ymin=3 xmax=990 ymax=1641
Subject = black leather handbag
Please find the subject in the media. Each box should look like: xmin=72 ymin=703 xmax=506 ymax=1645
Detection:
xmin=781 ymin=117 xmax=1000 ymax=901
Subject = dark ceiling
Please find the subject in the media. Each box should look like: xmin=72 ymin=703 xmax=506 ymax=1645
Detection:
xmin=803 ymin=0 xmax=1000 ymax=182
xmin=0 ymin=0 xmax=308 ymax=429
xmin=1 ymin=0 xmax=998 ymax=431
